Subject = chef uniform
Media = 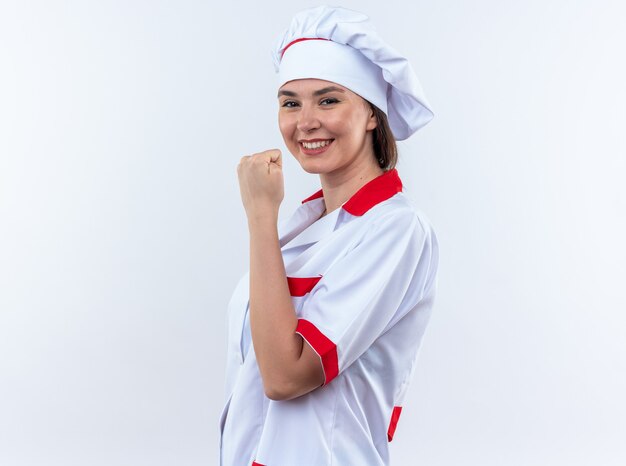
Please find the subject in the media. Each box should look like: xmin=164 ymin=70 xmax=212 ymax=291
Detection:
xmin=220 ymin=6 xmax=438 ymax=466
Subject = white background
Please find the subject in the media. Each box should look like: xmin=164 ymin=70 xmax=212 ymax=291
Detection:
xmin=1 ymin=1 xmax=625 ymax=465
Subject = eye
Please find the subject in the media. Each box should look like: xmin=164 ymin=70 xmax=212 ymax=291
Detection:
xmin=281 ymin=100 xmax=299 ymax=108
xmin=320 ymin=98 xmax=339 ymax=105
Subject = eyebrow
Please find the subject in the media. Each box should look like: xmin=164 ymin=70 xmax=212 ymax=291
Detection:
xmin=277 ymin=86 xmax=346 ymax=98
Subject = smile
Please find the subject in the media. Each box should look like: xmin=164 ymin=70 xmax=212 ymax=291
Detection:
xmin=300 ymin=139 xmax=333 ymax=149
xmin=299 ymin=139 xmax=334 ymax=156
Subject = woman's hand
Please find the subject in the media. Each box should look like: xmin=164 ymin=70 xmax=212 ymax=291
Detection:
xmin=237 ymin=149 xmax=284 ymax=221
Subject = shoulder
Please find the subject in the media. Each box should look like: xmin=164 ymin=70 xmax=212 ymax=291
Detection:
xmin=364 ymin=192 xmax=437 ymax=244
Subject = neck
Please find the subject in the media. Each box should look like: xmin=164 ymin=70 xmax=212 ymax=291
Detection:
xmin=318 ymin=159 xmax=384 ymax=216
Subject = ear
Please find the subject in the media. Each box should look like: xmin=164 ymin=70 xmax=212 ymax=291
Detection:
xmin=366 ymin=104 xmax=378 ymax=131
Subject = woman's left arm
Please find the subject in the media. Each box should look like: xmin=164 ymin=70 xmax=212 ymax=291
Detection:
xmin=237 ymin=150 xmax=325 ymax=401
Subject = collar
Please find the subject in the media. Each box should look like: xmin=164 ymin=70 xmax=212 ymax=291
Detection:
xmin=301 ymin=168 xmax=403 ymax=216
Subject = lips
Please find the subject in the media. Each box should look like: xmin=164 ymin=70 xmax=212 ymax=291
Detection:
xmin=299 ymin=139 xmax=334 ymax=155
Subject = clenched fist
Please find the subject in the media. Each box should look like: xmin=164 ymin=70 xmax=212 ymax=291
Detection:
xmin=237 ymin=149 xmax=284 ymax=220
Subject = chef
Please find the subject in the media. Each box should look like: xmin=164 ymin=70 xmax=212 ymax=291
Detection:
xmin=220 ymin=5 xmax=439 ymax=465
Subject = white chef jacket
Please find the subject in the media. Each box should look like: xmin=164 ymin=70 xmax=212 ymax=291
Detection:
xmin=219 ymin=169 xmax=439 ymax=466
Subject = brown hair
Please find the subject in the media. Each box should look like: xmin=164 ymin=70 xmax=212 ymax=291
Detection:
xmin=370 ymin=104 xmax=398 ymax=171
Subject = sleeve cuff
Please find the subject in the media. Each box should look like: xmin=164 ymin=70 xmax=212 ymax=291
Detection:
xmin=295 ymin=318 xmax=338 ymax=385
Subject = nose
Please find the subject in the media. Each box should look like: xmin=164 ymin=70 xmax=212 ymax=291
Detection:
xmin=296 ymin=104 xmax=321 ymax=133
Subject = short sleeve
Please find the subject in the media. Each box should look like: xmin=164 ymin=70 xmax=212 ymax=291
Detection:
xmin=294 ymin=210 xmax=437 ymax=385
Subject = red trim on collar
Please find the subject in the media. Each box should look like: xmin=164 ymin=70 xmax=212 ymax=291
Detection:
xmin=301 ymin=189 xmax=324 ymax=204
xmin=301 ymin=169 xmax=403 ymax=216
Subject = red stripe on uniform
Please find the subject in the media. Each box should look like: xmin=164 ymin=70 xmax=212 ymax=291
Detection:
xmin=295 ymin=319 xmax=338 ymax=385
xmin=287 ymin=276 xmax=322 ymax=297
xmin=387 ymin=405 xmax=403 ymax=442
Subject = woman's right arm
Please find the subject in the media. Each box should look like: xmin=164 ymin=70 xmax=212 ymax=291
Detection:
xmin=237 ymin=149 xmax=325 ymax=401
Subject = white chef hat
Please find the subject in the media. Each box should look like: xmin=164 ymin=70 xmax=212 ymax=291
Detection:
xmin=272 ymin=5 xmax=434 ymax=141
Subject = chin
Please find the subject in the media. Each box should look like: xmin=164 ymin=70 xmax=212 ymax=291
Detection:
xmin=296 ymin=160 xmax=335 ymax=175
xmin=290 ymin=154 xmax=327 ymax=175
xmin=298 ymin=165 xmax=324 ymax=175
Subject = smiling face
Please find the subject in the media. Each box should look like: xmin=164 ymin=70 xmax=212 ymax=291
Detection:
xmin=277 ymin=79 xmax=378 ymax=175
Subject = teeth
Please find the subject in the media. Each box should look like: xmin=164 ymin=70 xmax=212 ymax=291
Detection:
xmin=302 ymin=140 xmax=332 ymax=149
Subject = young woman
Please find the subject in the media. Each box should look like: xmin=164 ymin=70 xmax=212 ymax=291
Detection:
xmin=220 ymin=6 xmax=439 ymax=465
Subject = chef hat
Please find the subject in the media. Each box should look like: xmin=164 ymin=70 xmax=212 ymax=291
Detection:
xmin=272 ymin=5 xmax=434 ymax=141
